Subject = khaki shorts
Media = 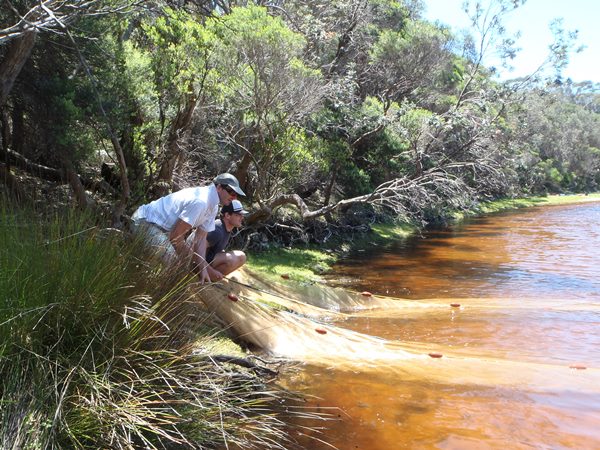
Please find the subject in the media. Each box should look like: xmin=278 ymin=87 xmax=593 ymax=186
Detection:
xmin=131 ymin=216 xmax=177 ymax=263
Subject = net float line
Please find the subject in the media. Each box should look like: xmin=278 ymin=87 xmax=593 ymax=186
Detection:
xmin=192 ymin=272 xmax=600 ymax=393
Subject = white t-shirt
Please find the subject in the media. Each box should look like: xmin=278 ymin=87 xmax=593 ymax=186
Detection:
xmin=136 ymin=184 xmax=220 ymax=233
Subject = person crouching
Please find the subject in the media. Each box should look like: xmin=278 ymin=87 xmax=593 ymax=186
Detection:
xmin=205 ymin=199 xmax=248 ymax=281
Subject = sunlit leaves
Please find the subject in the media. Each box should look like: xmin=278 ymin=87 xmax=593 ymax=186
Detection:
xmin=208 ymin=5 xmax=317 ymax=116
xmin=142 ymin=8 xmax=217 ymax=105
xmin=367 ymin=20 xmax=453 ymax=102
xmin=121 ymin=41 xmax=159 ymax=121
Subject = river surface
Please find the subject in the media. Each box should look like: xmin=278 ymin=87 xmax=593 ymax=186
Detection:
xmin=282 ymin=201 xmax=600 ymax=449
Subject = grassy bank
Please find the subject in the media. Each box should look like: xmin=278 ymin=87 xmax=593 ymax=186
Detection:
xmin=247 ymin=193 xmax=600 ymax=282
xmin=0 ymin=203 xmax=309 ymax=449
xmin=246 ymin=221 xmax=414 ymax=284
xmin=458 ymin=192 xmax=600 ymax=217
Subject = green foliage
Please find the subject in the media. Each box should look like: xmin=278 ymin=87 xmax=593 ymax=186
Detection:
xmin=367 ymin=19 xmax=453 ymax=103
xmin=204 ymin=5 xmax=324 ymax=199
xmin=45 ymin=78 xmax=97 ymax=164
xmin=143 ymin=8 xmax=216 ymax=101
xmin=368 ymin=0 xmax=411 ymax=29
xmin=121 ymin=41 xmax=160 ymax=121
xmin=508 ymin=85 xmax=600 ymax=194
xmin=275 ymin=127 xmax=327 ymax=185
xmin=3 ymin=0 xmax=600 ymax=228
xmin=208 ymin=5 xmax=309 ymax=102
xmin=317 ymin=138 xmax=370 ymax=197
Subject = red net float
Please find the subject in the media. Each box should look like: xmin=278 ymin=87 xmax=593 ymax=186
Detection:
xmin=428 ymin=352 xmax=443 ymax=358
xmin=450 ymin=303 xmax=461 ymax=308
xmin=227 ymin=293 xmax=239 ymax=302
xmin=569 ymin=364 xmax=587 ymax=370
xmin=361 ymin=291 xmax=372 ymax=297
xmin=315 ymin=328 xmax=327 ymax=335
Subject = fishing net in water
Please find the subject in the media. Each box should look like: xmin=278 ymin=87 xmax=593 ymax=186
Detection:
xmin=194 ymin=269 xmax=600 ymax=391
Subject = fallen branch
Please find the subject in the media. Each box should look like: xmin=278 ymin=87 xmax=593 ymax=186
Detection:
xmin=245 ymin=165 xmax=477 ymax=225
xmin=1 ymin=147 xmax=115 ymax=195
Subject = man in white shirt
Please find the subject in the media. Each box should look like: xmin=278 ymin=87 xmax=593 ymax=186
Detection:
xmin=132 ymin=173 xmax=245 ymax=283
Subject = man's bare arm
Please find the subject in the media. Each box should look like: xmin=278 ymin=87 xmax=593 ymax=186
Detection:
xmin=192 ymin=228 xmax=211 ymax=283
xmin=169 ymin=219 xmax=194 ymax=260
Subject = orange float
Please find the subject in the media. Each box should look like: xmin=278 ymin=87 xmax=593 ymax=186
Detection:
xmin=569 ymin=364 xmax=587 ymax=370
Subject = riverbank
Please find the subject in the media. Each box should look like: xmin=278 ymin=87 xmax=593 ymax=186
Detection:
xmin=0 ymin=204 xmax=311 ymax=448
xmin=247 ymin=193 xmax=600 ymax=283
xmin=4 ymin=191 xmax=597 ymax=447
xmin=464 ymin=192 xmax=600 ymax=214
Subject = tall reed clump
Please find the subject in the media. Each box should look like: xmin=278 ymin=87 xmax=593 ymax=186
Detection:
xmin=0 ymin=203 xmax=319 ymax=449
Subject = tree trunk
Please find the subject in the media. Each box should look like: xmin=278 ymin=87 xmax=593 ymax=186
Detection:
xmin=323 ymin=166 xmax=337 ymax=207
xmin=415 ymin=150 xmax=423 ymax=178
xmin=61 ymin=157 xmax=94 ymax=211
xmin=1 ymin=147 xmax=114 ymax=196
xmin=108 ymin=133 xmax=129 ymax=227
xmin=1 ymin=107 xmax=10 ymax=161
xmin=233 ymin=151 xmax=253 ymax=195
xmin=157 ymin=92 xmax=198 ymax=183
xmin=2 ymin=147 xmax=66 ymax=182
xmin=0 ymin=31 xmax=36 ymax=107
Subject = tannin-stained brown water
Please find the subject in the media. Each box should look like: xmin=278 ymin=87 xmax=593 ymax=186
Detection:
xmin=282 ymin=202 xmax=600 ymax=449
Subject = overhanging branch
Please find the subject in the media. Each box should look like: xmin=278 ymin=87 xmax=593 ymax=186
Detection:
xmin=245 ymin=164 xmax=482 ymax=225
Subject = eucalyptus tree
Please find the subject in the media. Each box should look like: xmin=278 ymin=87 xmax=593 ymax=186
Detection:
xmin=262 ymin=0 xmax=581 ymax=226
xmin=395 ymin=0 xmax=584 ymax=212
xmin=204 ymin=6 xmax=326 ymax=205
xmin=259 ymin=0 xmax=473 ymax=223
xmin=1 ymin=1 xmax=133 ymax=104
xmin=506 ymin=87 xmax=600 ymax=193
xmin=135 ymin=8 xmax=219 ymax=188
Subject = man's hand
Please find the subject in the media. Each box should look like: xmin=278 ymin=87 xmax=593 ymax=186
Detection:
xmin=198 ymin=267 xmax=211 ymax=284
xmin=208 ymin=266 xmax=224 ymax=281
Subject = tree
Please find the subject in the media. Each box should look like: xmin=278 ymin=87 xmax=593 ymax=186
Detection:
xmin=137 ymin=8 xmax=219 ymax=187
xmin=207 ymin=5 xmax=326 ymax=201
xmin=0 ymin=0 xmax=138 ymax=221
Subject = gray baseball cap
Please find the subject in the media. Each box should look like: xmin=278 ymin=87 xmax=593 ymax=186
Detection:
xmin=213 ymin=173 xmax=245 ymax=196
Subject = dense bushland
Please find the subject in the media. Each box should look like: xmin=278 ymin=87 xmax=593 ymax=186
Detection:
xmin=2 ymin=1 xmax=599 ymax=235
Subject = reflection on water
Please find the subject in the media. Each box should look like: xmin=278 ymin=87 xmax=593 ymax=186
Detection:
xmin=286 ymin=367 xmax=600 ymax=450
xmin=330 ymin=202 xmax=600 ymax=301
xmin=283 ymin=202 xmax=600 ymax=449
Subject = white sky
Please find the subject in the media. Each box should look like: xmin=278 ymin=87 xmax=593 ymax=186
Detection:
xmin=422 ymin=0 xmax=600 ymax=83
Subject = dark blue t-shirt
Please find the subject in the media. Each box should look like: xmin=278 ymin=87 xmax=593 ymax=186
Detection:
xmin=206 ymin=219 xmax=231 ymax=263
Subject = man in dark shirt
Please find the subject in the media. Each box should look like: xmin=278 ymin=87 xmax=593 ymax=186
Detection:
xmin=205 ymin=199 xmax=248 ymax=281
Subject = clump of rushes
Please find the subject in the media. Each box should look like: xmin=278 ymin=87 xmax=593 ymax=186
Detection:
xmin=0 ymin=202 xmax=325 ymax=449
